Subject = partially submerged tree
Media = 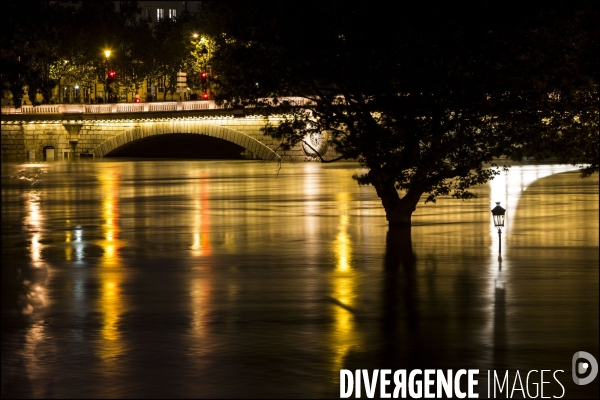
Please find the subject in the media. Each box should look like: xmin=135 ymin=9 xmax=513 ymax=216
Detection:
xmin=204 ymin=1 xmax=598 ymax=228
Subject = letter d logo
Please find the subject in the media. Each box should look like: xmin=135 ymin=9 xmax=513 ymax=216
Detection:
xmin=572 ymin=351 xmax=598 ymax=385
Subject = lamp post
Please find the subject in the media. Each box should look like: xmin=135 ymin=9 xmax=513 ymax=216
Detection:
xmin=192 ymin=33 xmax=210 ymax=99
xmin=104 ymin=50 xmax=111 ymax=103
xmin=491 ymin=202 xmax=506 ymax=257
xmin=200 ymin=45 xmax=209 ymax=99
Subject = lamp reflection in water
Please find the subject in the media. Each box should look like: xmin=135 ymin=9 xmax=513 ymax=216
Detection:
xmin=189 ymin=174 xmax=213 ymax=357
xmin=97 ymin=170 xmax=126 ymax=362
xmin=22 ymin=189 xmax=49 ymax=316
xmin=191 ymin=175 xmax=211 ymax=256
xmin=329 ymin=192 xmax=362 ymax=372
xmin=20 ymin=164 xmax=50 ymax=315
xmin=20 ymin=168 xmax=52 ymax=397
xmin=25 ymin=191 xmax=44 ymax=269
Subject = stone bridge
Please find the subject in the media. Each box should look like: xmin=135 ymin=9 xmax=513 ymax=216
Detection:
xmin=1 ymin=100 xmax=336 ymax=161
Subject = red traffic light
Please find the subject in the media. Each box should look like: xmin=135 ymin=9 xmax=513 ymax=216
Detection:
xmin=108 ymin=70 xmax=116 ymax=78
xmin=202 ymin=92 xmax=209 ymax=99
xmin=134 ymin=97 xmax=140 ymax=103
xmin=201 ymin=71 xmax=207 ymax=79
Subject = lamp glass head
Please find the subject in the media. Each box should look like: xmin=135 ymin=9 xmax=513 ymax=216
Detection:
xmin=491 ymin=202 xmax=506 ymax=227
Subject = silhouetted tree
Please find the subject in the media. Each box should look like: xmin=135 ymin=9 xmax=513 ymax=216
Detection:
xmin=204 ymin=1 xmax=599 ymax=228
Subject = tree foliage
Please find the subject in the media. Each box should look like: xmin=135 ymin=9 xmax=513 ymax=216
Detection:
xmin=204 ymin=1 xmax=599 ymax=227
xmin=1 ymin=1 xmax=205 ymax=105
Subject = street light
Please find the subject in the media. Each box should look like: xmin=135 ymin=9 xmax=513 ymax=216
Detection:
xmin=491 ymin=202 xmax=506 ymax=256
xmin=200 ymin=45 xmax=209 ymax=99
xmin=104 ymin=50 xmax=111 ymax=103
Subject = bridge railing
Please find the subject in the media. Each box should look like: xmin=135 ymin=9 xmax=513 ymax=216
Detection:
xmin=1 ymin=97 xmax=318 ymax=115
xmin=17 ymin=105 xmax=63 ymax=114
xmin=85 ymin=104 xmax=114 ymax=113
xmin=1 ymin=100 xmax=221 ymax=115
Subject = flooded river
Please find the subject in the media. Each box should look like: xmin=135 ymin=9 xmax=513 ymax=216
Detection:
xmin=1 ymin=159 xmax=598 ymax=398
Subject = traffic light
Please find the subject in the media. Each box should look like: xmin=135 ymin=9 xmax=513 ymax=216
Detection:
xmin=202 ymin=91 xmax=209 ymax=99
xmin=107 ymin=70 xmax=116 ymax=84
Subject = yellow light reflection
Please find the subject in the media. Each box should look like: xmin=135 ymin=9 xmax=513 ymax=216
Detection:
xmin=96 ymin=170 xmax=125 ymax=361
xmin=99 ymin=170 xmax=122 ymax=267
xmin=336 ymin=215 xmax=351 ymax=272
xmin=100 ymin=281 xmax=121 ymax=341
xmin=23 ymin=321 xmax=52 ymax=398
xmin=24 ymin=191 xmax=45 ymax=268
xmin=65 ymin=244 xmax=73 ymax=261
xmin=191 ymin=175 xmax=211 ymax=256
xmin=190 ymin=277 xmax=212 ymax=339
xmin=21 ymin=182 xmax=50 ymax=320
xmin=31 ymin=233 xmax=41 ymax=263
xmin=329 ymin=192 xmax=361 ymax=372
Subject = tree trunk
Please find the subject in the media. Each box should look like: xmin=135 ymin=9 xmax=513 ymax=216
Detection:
xmin=10 ymin=81 xmax=24 ymax=108
xmin=41 ymin=84 xmax=53 ymax=104
xmin=368 ymin=168 xmax=423 ymax=228
xmin=27 ymin=84 xmax=39 ymax=106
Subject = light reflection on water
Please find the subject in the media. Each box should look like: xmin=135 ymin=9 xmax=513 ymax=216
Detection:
xmin=330 ymin=192 xmax=362 ymax=374
xmin=1 ymin=160 xmax=598 ymax=398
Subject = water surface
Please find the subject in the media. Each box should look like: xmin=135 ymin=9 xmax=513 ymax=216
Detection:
xmin=1 ymin=159 xmax=598 ymax=398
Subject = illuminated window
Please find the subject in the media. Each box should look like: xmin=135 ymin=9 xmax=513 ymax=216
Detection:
xmin=157 ymin=8 xmax=164 ymax=21
xmin=169 ymin=9 xmax=176 ymax=19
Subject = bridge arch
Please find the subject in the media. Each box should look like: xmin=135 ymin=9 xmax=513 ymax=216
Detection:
xmin=91 ymin=123 xmax=281 ymax=160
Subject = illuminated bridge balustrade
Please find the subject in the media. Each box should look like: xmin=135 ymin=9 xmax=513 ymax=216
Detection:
xmin=0 ymin=99 xmax=335 ymax=161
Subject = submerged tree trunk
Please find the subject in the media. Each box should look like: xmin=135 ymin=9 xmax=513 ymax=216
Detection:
xmin=368 ymin=168 xmax=423 ymax=228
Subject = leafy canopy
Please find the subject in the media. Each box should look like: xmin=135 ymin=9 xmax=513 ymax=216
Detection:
xmin=204 ymin=2 xmax=598 ymax=225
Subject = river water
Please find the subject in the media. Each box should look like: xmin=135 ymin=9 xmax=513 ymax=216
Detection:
xmin=1 ymin=159 xmax=598 ymax=398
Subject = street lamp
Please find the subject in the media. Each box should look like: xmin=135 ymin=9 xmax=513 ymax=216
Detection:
xmin=491 ymin=202 xmax=506 ymax=256
xmin=200 ymin=45 xmax=209 ymax=99
xmin=104 ymin=50 xmax=111 ymax=103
